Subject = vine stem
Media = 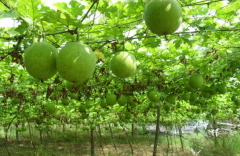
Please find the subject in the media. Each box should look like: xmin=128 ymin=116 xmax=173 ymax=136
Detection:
xmin=23 ymin=104 xmax=37 ymax=156
xmin=119 ymin=121 xmax=134 ymax=155
xmin=95 ymin=129 xmax=105 ymax=156
xmin=4 ymin=112 xmax=20 ymax=156
xmin=74 ymin=0 xmax=98 ymax=35
xmin=109 ymin=123 xmax=117 ymax=151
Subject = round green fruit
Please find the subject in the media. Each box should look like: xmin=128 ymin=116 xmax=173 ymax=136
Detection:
xmin=164 ymin=104 xmax=171 ymax=112
xmin=85 ymin=101 xmax=92 ymax=109
xmin=209 ymin=86 xmax=217 ymax=95
xmin=185 ymin=83 xmax=195 ymax=92
xmin=81 ymin=113 xmax=88 ymax=119
xmin=148 ymin=90 xmax=160 ymax=102
xmin=127 ymin=96 xmax=134 ymax=104
xmin=83 ymin=126 xmax=90 ymax=131
xmin=233 ymin=109 xmax=237 ymax=114
xmin=231 ymin=95 xmax=237 ymax=101
xmin=106 ymin=93 xmax=117 ymax=106
xmin=114 ymin=122 xmax=118 ymax=127
xmin=176 ymin=103 xmax=181 ymax=108
xmin=100 ymin=101 xmax=107 ymax=108
xmin=165 ymin=95 xmax=176 ymax=104
xmin=118 ymin=95 xmax=127 ymax=106
xmin=110 ymin=51 xmax=137 ymax=78
xmin=235 ymin=99 xmax=240 ymax=106
xmin=206 ymin=114 xmax=211 ymax=119
xmin=188 ymin=74 xmax=204 ymax=89
xmin=130 ymin=102 xmax=137 ymax=108
xmin=154 ymin=103 xmax=160 ymax=109
xmin=217 ymin=84 xmax=227 ymax=94
xmin=148 ymin=102 xmax=153 ymax=108
xmin=62 ymin=98 xmax=69 ymax=106
xmin=181 ymin=93 xmax=190 ymax=101
xmin=45 ymin=103 xmax=56 ymax=114
xmin=190 ymin=93 xmax=197 ymax=102
xmin=56 ymin=42 xmax=96 ymax=83
xmin=79 ymin=105 xmax=86 ymax=112
xmin=144 ymin=0 xmax=182 ymax=35
xmin=91 ymin=124 xmax=97 ymax=130
xmin=12 ymin=98 xmax=20 ymax=104
xmin=69 ymin=93 xmax=78 ymax=100
xmin=125 ymin=112 xmax=131 ymax=120
xmin=202 ymin=92 xmax=211 ymax=98
xmin=24 ymin=42 xmax=58 ymax=80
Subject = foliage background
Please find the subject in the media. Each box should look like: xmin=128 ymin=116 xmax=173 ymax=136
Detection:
xmin=0 ymin=0 xmax=240 ymax=127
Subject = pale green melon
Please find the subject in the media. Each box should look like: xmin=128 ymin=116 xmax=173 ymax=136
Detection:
xmin=118 ymin=95 xmax=127 ymax=106
xmin=57 ymin=42 xmax=96 ymax=83
xmin=24 ymin=42 xmax=58 ymax=80
xmin=62 ymin=98 xmax=69 ymax=106
xmin=111 ymin=51 xmax=137 ymax=78
xmin=148 ymin=90 xmax=160 ymax=102
xmin=181 ymin=93 xmax=190 ymax=101
xmin=106 ymin=93 xmax=117 ymax=106
xmin=188 ymin=74 xmax=204 ymax=89
xmin=46 ymin=103 xmax=56 ymax=114
xmin=144 ymin=0 xmax=182 ymax=35
xmin=217 ymin=84 xmax=227 ymax=94
xmin=165 ymin=95 xmax=176 ymax=104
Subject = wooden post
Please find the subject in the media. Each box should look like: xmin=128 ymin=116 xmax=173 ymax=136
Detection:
xmin=153 ymin=106 xmax=161 ymax=156
xmin=91 ymin=127 xmax=95 ymax=156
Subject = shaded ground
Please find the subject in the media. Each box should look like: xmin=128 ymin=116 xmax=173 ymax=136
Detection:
xmin=0 ymin=125 xmax=195 ymax=156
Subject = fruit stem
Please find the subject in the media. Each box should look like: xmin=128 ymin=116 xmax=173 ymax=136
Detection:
xmin=164 ymin=34 xmax=169 ymax=42
xmin=42 ymin=32 xmax=46 ymax=41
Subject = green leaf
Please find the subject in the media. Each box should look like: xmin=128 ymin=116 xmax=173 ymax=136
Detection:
xmin=15 ymin=20 xmax=28 ymax=34
xmin=17 ymin=0 xmax=42 ymax=21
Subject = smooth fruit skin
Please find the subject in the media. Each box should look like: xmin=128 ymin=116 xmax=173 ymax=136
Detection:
xmin=190 ymin=93 xmax=197 ymax=102
xmin=234 ymin=99 xmax=240 ymax=106
xmin=165 ymin=95 xmax=176 ymax=104
xmin=148 ymin=90 xmax=160 ymax=102
xmin=127 ymin=96 xmax=134 ymax=104
xmin=144 ymin=0 xmax=182 ymax=35
xmin=62 ymin=99 xmax=69 ymax=106
xmin=79 ymin=105 xmax=86 ymax=112
xmin=188 ymin=74 xmax=204 ymax=89
xmin=217 ymin=84 xmax=227 ymax=94
xmin=24 ymin=42 xmax=58 ymax=80
xmin=231 ymin=95 xmax=237 ymax=101
xmin=81 ymin=113 xmax=88 ymax=119
xmin=181 ymin=93 xmax=190 ymax=101
xmin=209 ymin=86 xmax=217 ymax=95
xmin=164 ymin=104 xmax=171 ymax=112
xmin=106 ymin=93 xmax=117 ymax=106
xmin=111 ymin=51 xmax=137 ymax=78
xmin=118 ymin=95 xmax=127 ymax=106
xmin=57 ymin=42 xmax=96 ymax=83
xmin=125 ymin=112 xmax=131 ymax=120
xmin=202 ymin=92 xmax=210 ymax=98
xmin=46 ymin=103 xmax=56 ymax=114
xmin=100 ymin=101 xmax=107 ymax=108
